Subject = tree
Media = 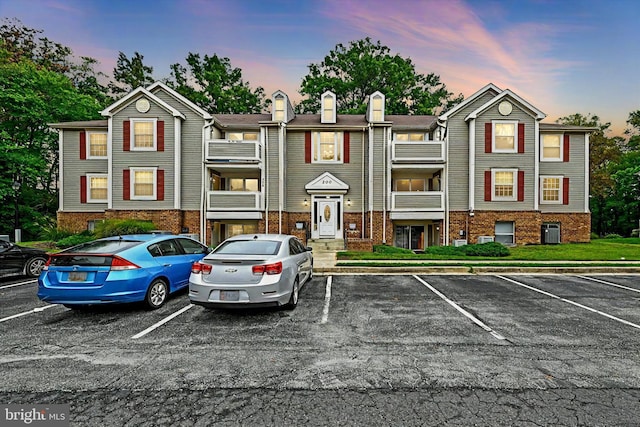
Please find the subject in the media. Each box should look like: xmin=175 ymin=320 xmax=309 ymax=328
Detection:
xmin=70 ymin=56 xmax=113 ymax=108
xmin=109 ymin=51 xmax=154 ymax=95
xmin=166 ymin=53 xmax=267 ymax=113
xmin=297 ymin=38 xmax=462 ymax=115
xmin=0 ymin=50 xmax=101 ymax=239
xmin=556 ymin=113 xmax=621 ymax=236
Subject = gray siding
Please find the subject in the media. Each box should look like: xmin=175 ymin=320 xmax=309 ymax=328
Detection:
xmin=447 ymin=91 xmax=498 ymax=210
xmin=284 ymin=130 xmax=365 ymax=212
xmin=62 ymin=129 xmax=108 ymax=211
xmin=474 ymin=104 xmax=536 ymax=210
xmin=111 ymin=101 xmax=175 ymax=209
xmin=266 ymin=127 xmax=280 ymax=209
xmin=372 ymin=127 xmax=386 ymax=210
xmin=152 ymin=88 xmax=205 ymax=209
xmin=539 ymin=133 xmax=587 ymax=212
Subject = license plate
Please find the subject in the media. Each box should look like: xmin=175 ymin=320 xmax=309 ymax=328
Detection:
xmin=220 ymin=290 xmax=239 ymax=301
xmin=68 ymin=271 xmax=87 ymax=282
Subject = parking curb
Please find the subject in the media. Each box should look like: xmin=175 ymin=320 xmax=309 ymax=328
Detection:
xmin=315 ymin=266 xmax=640 ymax=275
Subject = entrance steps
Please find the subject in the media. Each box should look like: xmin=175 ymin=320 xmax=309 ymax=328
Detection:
xmin=307 ymin=239 xmax=345 ymax=252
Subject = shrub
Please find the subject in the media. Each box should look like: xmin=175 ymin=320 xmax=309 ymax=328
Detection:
xmin=93 ymin=219 xmax=156 ymax=238
xmin=461 ymin=241 xmax=510 ymax=257
xmin=57 ymin=233 xmax=95 ymax=248
xmin=590 ymin=232 xmax=599 ymax=240
xmin=373 ymin=244 xmax=413 ymax=254
xmin=604 ymin=233 xmax=623 ymax=239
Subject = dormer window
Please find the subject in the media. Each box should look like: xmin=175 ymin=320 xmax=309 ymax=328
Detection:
xmin=274 ymin=95 xmax=285 ymax=122
xmin=321 ymin=91 xmax=336 ymax=124
xmin=369 ymin=91 xmax=385 ymax=122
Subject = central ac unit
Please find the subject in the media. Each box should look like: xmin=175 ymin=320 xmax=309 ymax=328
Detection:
xmin=478 ymin=236 xmax=494 ymax=244
xmin=453 ymin=239 xmax=468 ymax=247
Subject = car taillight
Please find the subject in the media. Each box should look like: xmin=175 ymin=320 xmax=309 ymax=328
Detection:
xmin=191 ymin=261 xmax=212 ymax=275
xmin=252 ymin=261 xmax=282 ymax=275
xmin=42 ymin=257 xmax=51 ymax=271
xmin=110 ymin=256 xmax=140 ymax=270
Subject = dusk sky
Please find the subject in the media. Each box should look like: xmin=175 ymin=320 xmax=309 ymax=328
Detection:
xmin=2 ymin=0 xmax=638 ymax=136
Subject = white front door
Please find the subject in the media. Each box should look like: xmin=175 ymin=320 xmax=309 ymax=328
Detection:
xmin=318 ymin=200 xmax=336 ymax=237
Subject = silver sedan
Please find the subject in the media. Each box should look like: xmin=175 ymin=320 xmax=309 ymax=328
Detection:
xmin=189 ymin=234 xmax=313 ymax=309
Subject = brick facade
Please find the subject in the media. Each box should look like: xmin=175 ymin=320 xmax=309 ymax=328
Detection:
xmin=57 ymin=210 xmax=200 ymax=236
xmin=57 ymin=211 xmax=105 ymax=233
xmin=449 ymin=211 xmax=591 ymax=245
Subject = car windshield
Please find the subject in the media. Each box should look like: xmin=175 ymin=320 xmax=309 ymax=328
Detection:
xmin=63 ymin=239 xmax=141 ymax=254
xmin=214 ymin=240 xmax=281 ymax=256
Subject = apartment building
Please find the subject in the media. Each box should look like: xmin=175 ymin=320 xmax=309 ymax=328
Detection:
xmin=51 ymin=82 xmax=593 ymax=249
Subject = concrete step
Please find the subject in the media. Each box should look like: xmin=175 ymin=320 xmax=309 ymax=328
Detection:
xmin=307 ymin=239 xmax=345 ymax=251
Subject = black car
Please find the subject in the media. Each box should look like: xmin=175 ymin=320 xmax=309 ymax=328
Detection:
xmin=0 ymin=240 xmax=49 ymax=278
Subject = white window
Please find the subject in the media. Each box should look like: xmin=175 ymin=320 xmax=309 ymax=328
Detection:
xmin=541 ymin=176 xmax=562 ymax=203
xmin=87 ymin=131 xmax=107 ymax=158
xmin=321 ymin=92 xmax=336 ymax=123
xmin=87 ymin=174 xmax=108 ymax=202
xmin=395 ymin=133 xmax=427 ymax=142
xmin=493 ymin=121 xmax=517 ymax=152
xmin=229 ymin=178 xmax=259 ymax=192
xmin=227 ymin=132 xmax=258 ymax=141
xmin=371 ymin=94 xmax=384 ymax=121
xmin=541 ymin=134 xmax=562 ymax=161
xmin=131 ymin=119 xmax=156 ymax=150
xmin=495 ymin=221 xmax=515 ymax=245
xmin=394 ymin=178 xmax=425 ymax=192
xmin=492 ymin=169 xmax=517 ymax=201
xmin=130 ymin=167 xmax=156 ymax=200
xmin=313 ymin=132 xmax=342 ymax=163
xmin=274 ymin=96 xmax=285 ymax=122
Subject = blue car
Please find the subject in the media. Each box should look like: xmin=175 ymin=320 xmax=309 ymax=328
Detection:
xmin=38 ymin=234 xmax=210 ymax=310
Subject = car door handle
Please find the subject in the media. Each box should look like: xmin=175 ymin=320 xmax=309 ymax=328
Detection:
xmin=163 ymin=263 xmax=172 ymax=267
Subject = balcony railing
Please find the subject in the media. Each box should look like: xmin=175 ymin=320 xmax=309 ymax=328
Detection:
xmin=390 ymin=191 xmax=444 ymax=211
xmin=206 ymin=139 xmax=261 ymax=162
xmin=391 ymin=140 xmax=445 ymax=163
xmin=207 ymin=191 xmax=262 ymax=210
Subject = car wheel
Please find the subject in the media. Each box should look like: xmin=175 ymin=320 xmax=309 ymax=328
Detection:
xmin=284 ymin=277 xmax=299 ymax=310
xmin=145 ymin=279 xmax=168 ymax=310
xmin=25 ymin=257 xmax=47 ymax=277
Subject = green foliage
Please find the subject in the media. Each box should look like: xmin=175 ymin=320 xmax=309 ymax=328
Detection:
xmin=297 ymin=38 xmax=462 ymax=115
xmin=57 ymin=232 xmax=94 ymax=248
xmin=373 ymin=244 xmax=413 ymax=254
xmin=604 ymin=233 xmax=623 ymax=239
xmin=93 ymin=219 xmax=156 ymax=238
xmin=109 ymin=51 xmax=154 ymax=95
xmin=167 ymin=53 xmax=267 ymax=113
xmin=460 ymin=242 xmax=510 ymax=257
xmin=590 ymin=232 xmax=599 ymax=240
xmin=372 ymin=242 xmax=509 ymax=257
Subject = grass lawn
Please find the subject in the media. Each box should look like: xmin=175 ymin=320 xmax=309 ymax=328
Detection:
xmin=338 ymin=238 xmax=640 ymax=261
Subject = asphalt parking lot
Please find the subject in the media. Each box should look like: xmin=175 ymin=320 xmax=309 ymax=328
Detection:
xmin=2 ymin=273 xmax=640 ymax=426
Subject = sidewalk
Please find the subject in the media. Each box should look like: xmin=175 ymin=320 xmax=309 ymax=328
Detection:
xmin=313 ymin=250 xmax=640 ymax=275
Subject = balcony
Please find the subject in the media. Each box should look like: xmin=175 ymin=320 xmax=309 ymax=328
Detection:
xmin=391 ymin=140 xmax=444 ymax=163
xmin=390 ymin=191 xmax=445 ymax=220
xmin=206 ymin=139 xmax=261 ymax=163
xmin=207 ymin=191 xmax=262 ymax=211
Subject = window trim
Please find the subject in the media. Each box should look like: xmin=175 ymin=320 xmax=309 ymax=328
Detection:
xmin=540 ymin=175 xmax=563 ymax=204
xmin=274 ymin=95 xmax=285 ymax=122
xmin=228 ymin=177 xmax=259 ymax=192
xmin=86 ymin=173 xmax=108 ymax=203
xmin=492 ymin=120 xmax=518 ymax=153
xmin=321 ymin=92 xmax=336 ymax=124
xmin=540 ymin=133 xmax=563 ymax=162
xmin=86 ymin=131 xmax=108 ymax=159
xmin=394 ymin=132 xmax=428 ymax=142
xmin=130 ymin=118 xmax=157 ymax=151
xmin=495 ymin=221 xmax=515 ymax=245
xmin=393 ymin=178 xmax=426 ymax=192
xmin=130 ymin=167 xmax=157 ymax=200
xmin=492 ymin=168 xmax=518 ymax=201
xmin=312 ymin=131 xmax=343 ymax=164
xmin=370 ymin=94 xmax=384 ymax=122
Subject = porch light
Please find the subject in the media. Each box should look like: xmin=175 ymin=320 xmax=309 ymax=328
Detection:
xmin=304 ymin=198 xmax=308 ymax=206
xmin=347 ymin=198 xmax=351 ymax=207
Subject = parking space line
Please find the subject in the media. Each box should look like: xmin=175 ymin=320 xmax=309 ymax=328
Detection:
xmin=0 ymin=304 xmax=59 ymax=324
xmin=575 ymin=275 xmax=640 ymax=294
xmin=0 ymin=279 xmax=37 ymax=290
xmin=413 ymin=275 xmax=506 ymax=341
xmin=131 ymin=304 xmax=194 ymax=339
xmin=320 ymin=276 xmax=332 ymax=324
xmin=496 ymin=275 xmax=640 ymax=331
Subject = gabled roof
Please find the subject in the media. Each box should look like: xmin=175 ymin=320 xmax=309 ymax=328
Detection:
xmin=438 ymin=83 xmax=502 ymax=121
xmin=101 ymin=87 xmax=186 ymax=119
xmin=464 ymin=89 xmax=546 ymax=121
xmin=305 ymin=172 xmax=349 ymax=194
xmin=147 ymin=81 xmax=212 ymax=119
